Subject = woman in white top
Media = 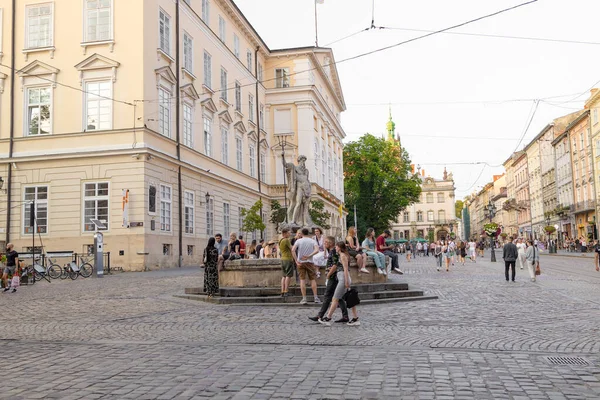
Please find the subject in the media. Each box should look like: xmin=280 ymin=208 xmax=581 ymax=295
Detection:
xmin=468 ymin=240 xmax=477 ymax=262
xmin=516 ymin=238 xmax=527 ymax=270
xmin=312 ymin=228 xmax=327 ymax=267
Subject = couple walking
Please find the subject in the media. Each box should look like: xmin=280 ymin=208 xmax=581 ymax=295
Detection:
xmin=503 ymin=237 xmax=540 ymax=282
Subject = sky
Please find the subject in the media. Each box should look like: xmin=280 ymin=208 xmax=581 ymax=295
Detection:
xmin=234 ymin=0 xmax=600 ymax=199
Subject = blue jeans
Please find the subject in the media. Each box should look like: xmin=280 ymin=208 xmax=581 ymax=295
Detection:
xmin=365 ymin=251 xmax=385 ymax=269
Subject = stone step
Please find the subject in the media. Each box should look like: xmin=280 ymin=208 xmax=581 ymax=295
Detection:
xmin=174 ymin=293 xmax=438 ymax=306
xmin=185 ymin=282 xmax=410 ymax=297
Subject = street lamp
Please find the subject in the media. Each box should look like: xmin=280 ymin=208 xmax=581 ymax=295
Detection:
xmin=545 ymin=215 xmax=556 ymax=254
xmin=485 ymin=200 xmax=497 ymax=262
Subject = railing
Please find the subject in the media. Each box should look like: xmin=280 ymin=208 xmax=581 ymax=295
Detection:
xmin=574 ymin=200 xmax=596 ymax=213
xmin=433 ymin=219 xmax=456 ymax=225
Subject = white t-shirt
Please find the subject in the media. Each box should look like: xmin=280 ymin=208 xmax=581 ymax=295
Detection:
xmin=516 ymin=242 xmax=526 ymax=253
xmin=468 ymin=242 xmax=476 ymax=252
xmin=294 ymin=237 xmax=317 ymax=264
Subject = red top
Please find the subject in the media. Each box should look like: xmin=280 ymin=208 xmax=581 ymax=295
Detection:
xmin=239 ymin=240 xmax=246 ymax=255
xmin=376 ymin=235 xmax=386 ymax=252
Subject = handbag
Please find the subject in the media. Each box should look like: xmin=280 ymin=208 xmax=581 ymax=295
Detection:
xmin=535 ymin=264 xmax=541 ymax=276
xmin=11 ymin=275 xmax=20 ymax=288
xmin=342 ymin=288 xmax=360 ymax=308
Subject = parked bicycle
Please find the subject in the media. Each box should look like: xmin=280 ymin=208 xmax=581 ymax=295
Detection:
xmin=61 ymin=255 xmax=93 ymax=280
xmin=22 ymin=255 xmax=62 ymax=283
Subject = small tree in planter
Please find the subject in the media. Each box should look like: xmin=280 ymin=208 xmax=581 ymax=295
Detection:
xmin=500 ymin=232 xmax=508 ymax=241
xmin=544 ymin=225 xmax=556 ymax=235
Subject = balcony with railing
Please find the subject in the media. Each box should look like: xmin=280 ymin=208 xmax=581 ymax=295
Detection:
xmin=575 ymin=200 xmax=596 ymax=213
xmin=433 ymin=219 xmax=456 ymax=226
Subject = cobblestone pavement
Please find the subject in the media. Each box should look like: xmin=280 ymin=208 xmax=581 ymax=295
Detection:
xmin=1 ymin=253 xmax=599 ymax=399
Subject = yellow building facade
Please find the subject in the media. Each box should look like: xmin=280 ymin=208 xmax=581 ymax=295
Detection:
xmin=0 ymin=0 xmax=346 ymax=270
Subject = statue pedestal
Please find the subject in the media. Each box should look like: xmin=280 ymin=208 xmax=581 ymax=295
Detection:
xmin=220 ymin=257 xmax=387 ymax=288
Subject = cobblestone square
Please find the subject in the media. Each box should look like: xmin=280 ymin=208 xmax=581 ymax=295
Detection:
xmin=1 ymin=252 xmax=599 ymax=399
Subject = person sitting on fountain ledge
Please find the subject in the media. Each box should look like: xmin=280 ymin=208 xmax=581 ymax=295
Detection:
xmin=377 ymin=230 xmax=403 ymax=274
xmin=291 ymin=228 xmax=322 ymax=305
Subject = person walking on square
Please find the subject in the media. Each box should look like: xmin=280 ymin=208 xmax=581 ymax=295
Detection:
xmin=2 ymin=243 xmax=18 ymax=293
xmin=468 ymin=239 xmax=477 ymax=262
xmin=503 ymin=236 xmax=518 ymax=282
xmin=459 ymin=241 xmax=467 ymax=265
xmin=292 ymin=228 xmax=322 ymax=304
xmin=434 ymin=240 xmax=443 ymax=271
xmin=202 ymin=238 xmax=220 ymax=298
xmin=525 ymin=240 xmax=537 ymax=282
xmin=279 ymin=228 xmax=294 ymax=297
xmin=309 ymin=236 xmax=349 ymax=324
xmin=377 ymin=230 xmax=403 ymax=274
xmin=423 ymin=242 xmax=429 ymax=257
xmin=516 ymin=238 xmax=527 ymax=270
xmin=320 ymin=241 xmax=360 ymax=326
xmin=595 ymin=241 xmax=600 ymax=271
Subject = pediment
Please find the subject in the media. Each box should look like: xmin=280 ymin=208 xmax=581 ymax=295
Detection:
xmin=234 ymin=121 xmax=247 ymax=134
xmin=260 ymin=138 xmax=269 ymax=149
xmin=247 ymin=130 xmax=257 ymax=142
xmin=155 ymin=66 xmax=176 ymax=86
xmin=201 ymin=97 xmax=218 ymax=114
xmin=18 ymin=60 xmax=60 ymax=77
xmin=75 ymin=53 xmax=120 ymax=71
xmin=218 ymin=110 xmax=233 ymax=124
xmin=180 ymin=83 xmax=199 ymax=101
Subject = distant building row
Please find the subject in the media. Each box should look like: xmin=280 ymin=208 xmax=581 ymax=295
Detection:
xmin=465 ymin=90 xmax=600 ymax=244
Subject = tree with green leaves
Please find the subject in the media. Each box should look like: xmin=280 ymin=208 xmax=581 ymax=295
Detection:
xmin=344 ymin=134 xmax=421 ymax=239
xmin=269 ymin=200 xmax=287 ymax=231
xmin=309 ymin=199 xmax=331 ymax=230
xmin=240 ymin=199 xmax=266 ymax=237
xmin=455 ymin=200 xmax=464 ymax=219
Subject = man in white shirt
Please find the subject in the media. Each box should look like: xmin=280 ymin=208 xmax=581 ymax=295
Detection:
xmin=292 ymin=228 xmax=322 ymax=305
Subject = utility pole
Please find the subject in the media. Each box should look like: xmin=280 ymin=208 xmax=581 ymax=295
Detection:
xmin=175 ymin=0 xmax=183 ymax=268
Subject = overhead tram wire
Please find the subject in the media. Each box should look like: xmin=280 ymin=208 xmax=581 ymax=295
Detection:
xmin=378 ymin=27 xmax=600 ymax=47
xmin=511 ymin=99 xmax=540 ymax=154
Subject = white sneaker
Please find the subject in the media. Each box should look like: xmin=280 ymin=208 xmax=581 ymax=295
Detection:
xmin=393 ymin=268 xmax=403 ymax=274
xmin=377 ymin=268 xmax=384 ymax=275
xmin=437 ymin=267 xmax=440 ymax=271
xmin=360 ymin=267 xmax=370 ymax=274
xmin=382 ymin=269 xmax=387 ymax=276
xmin=314 ymin=297 xmax=322 ymax=304
xmin=299 ymin=298 xmax=307 ymax=305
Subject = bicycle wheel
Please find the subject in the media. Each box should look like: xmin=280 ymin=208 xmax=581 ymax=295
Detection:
xmin=80 ymin=263 xmax=93 ymax=278
xmin=69 ymin=270 xmax=79 ymax=280
xmin=48 ymin=264 xmax=62 ymax=279
xmin=60 ymin=268 xmax=69 ymax=280
xmin=34 ymin=271 xmax=44 ymax=282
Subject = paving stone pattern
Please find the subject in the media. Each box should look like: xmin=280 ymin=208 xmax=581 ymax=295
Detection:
xmin=1 ymin=253 xmax=599 ymax=399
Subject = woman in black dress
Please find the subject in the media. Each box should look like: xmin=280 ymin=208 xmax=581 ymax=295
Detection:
xmin=203 ymin=237 xmax=220 ymax=298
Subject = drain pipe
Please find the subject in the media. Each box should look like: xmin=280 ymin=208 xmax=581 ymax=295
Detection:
xmin=175 ymin=0 xmax=183 ymax=267
xmin=255 ymin=46 xmax=263 ymax=239
xmin=5 ymin=0 xmax=16 ymax=243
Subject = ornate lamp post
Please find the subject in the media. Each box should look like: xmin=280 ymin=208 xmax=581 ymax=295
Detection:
xmin=485 ymin=200 xmax=497 ymax=262
xmin=546 ymin=215 xmax=556 ymax=254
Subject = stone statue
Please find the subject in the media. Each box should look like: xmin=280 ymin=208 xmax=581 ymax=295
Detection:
xmin=282 ymin=154 xmax=314 ymax=228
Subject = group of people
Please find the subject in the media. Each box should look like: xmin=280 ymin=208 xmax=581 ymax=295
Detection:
xmin=502 ymin=236 xmax=541 ymax=282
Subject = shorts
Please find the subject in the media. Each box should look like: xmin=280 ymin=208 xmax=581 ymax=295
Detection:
xmin=3 ymin=266 xmax=16 ymax=275
xmin=281 ymin=260 xmax=294 ymax=277
xmin=333 ymin=271 xmax=351 ymax=300
xmin=348 ymin=249 xmax=358 ymax=257
xmin=298 ymin=263 xmax=316 ymax=281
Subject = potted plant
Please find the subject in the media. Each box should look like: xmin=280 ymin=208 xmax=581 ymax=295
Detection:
xmin=483 ymin=222 xmax=499 ymax=237
xmin=544 ymin=226 xmax=556 ymax=235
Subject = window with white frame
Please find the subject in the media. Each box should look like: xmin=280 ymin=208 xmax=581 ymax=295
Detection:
xmin=438 ymin=210 xmax=446 ymax=221
xmin=24 ymin=186 xmax=48 ymax=234
xmin=260 ymin=151 xmax=266 ymax=182
xmin=158 ymin=87 xmax=171 ymax=137
xmin=314 ymin=140 xmax=320 ymax=185
xmin=203 ymin=51 xmax=212 ymax=88
xmin=220 ymin=67 xmax=227 ymax=102
xmin=246 ymin=50 xmax=252 ymax=72
xmin=84 ymin=0 xmax=112 ymax=42
xmin=184 ymin=191 xmax=194 ymax=234
xmin=183 ymin=33 xmax=193 ymax=72
xmin=201 ymin=0 xmax=209 ymax=22
xmin=26 ymin=86 xmax=52 ymax=136
xmin=85 ymin=80 xmax=112 ymax=131
xmin=83 ymin=182 xmax=109 ymax=232
xmin=233 ymin=34 xmax=240 ymax=58
xmin=203 ymin=116 xmax=212 ymax=157
xmin=26 ymin=3 xmax=53 ymax=49
xmin=258 ymin=63 xmax=263 ymax=81
xmin=403 ymin=212 xmax=409 ymax=223
xmin=259 ymin=104 xmax=264 ymax=127
xmin=218 ymin=15 xmax=226 ymax=42
xmin=235 ymin=82 xmax=241 ymax=112
xmin=183 ymin=103 xmax=193 ymax=147
xmin=223 ymin=203 xmax=230 ymax=235
xmin=238 ymin=207 xmax=244 ymax=232
xmin=328 ymin=158 xmax=332 ymax=189
xmin=160 ymin=184 xmax=172 ymax=232
xmin=417 ymin=211 xmax=423 ymax=222
xmin=159 ymin=9 xmax=170 ymax=54
xmin=221 ymin=125 xmax=228 ymax=165
xmin=437 ymin=192 xmax=444 ymax=203
xmin=427 ymin=210 xmax=434 ymax=221
xmin=248 ymin=94 xmax=254 ymax=122
xmin=321 ymin=146 xmax=326 ymax=185
xmin=206 ymin=197 xmax=214 ymax=236
xmin=249 ymin=144 xmax=256 ymax=178
xmin=275 ymin=68 xmax=290 ymax=88
xmin=236 ymin=136 xmax=243 ymax=171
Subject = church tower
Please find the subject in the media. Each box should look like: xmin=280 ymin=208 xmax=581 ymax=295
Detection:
xmin=386 ymin=106 xmax=401 ymax=148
